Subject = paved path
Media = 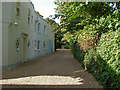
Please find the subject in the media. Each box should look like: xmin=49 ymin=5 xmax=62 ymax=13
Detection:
xmin=1 ymin=49 xmax=103 ymax=88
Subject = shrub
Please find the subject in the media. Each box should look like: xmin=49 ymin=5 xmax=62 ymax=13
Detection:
xmin=78 ymin=30 xmax=98 ymax=52
xmin=70 ymin=30 xmax=120 ymax=89
xmin=70 ymin=43 xmax=85 ymax=68
xmin=97 ymin=30 xmax=120 ymax=75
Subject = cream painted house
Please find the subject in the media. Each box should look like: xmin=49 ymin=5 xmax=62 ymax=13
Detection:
xmin=1 ymin=1 xmax=55 ymax=69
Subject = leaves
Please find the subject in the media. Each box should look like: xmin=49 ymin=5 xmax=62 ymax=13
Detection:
xmin=54 ymin=1 xmax=120 ymax=88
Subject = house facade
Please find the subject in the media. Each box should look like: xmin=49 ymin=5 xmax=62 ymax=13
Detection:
xmin=1 ymin=1 xmax=55 ymax=69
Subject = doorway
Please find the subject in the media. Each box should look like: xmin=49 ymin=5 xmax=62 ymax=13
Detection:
xmin=22 ymin=33 xmax=28 ymax=63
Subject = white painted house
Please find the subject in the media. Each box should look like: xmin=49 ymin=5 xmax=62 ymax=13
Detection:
xmin=1 ymin=1 xmax=55 ymax=69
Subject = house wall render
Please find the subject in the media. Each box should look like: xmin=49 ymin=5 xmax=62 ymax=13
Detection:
xmin=1 ymin=1 xmax=55 ymax=69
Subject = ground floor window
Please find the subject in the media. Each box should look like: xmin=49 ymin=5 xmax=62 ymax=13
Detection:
xmin=32 ymin=40 xmax=33 ymax=48
xmin=28 ymin=39 xmax=30 ymax=48
xmin=34 ymin=40 xmax=37 ymax=51
xmin=16 ymin=39 xmax=20 ymax=52
xmin=43 ymin=42 xmax=46 ymax=48
xmin=37 ymin=40 xmax=40 ymax=50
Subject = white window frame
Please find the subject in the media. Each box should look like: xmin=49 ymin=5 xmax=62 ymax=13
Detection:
xmin=44 ymin=26 xmax=46 ymax=34
xmin=35 ymin=21 xmax=37 ymax=30
xmin=31 ymin=16 xmax=33 ymax=23
xmin=28 ymin=8 xmax=30 ymax=24
xmin=38 ymin=23 xmax=40 ymax=32
xmin=34 ymin=40 xmax=37 ymax=51
xmin=37 ymin=40 xmax=40 ymax=51
xmin=16 ymin=39 xmax=20 ymax=52
xmin=28 ymin=39 xmax=30 ymax=48
xmin=43 ymin=42 xmax=46 ymax=48
xmin=16 ymin=2 xmax=20 ymax=18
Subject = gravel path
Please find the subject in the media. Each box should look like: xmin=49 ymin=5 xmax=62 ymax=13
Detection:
xmin=1 ymin=49 xmax=104 ymax=88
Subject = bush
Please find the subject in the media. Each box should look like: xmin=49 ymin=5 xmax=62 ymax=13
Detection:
xmin=97 ymin=30 xmax=120 ymax=75
xmin=96 ymin=30 xmax=120 ymax=88
xmin=70 ymin=43 xmax=85 ymax=68
xmin=70 ymin=30 xmax=120 ymax=89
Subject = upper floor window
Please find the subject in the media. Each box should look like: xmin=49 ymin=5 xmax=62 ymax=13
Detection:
xmin=16 ymin=2 xmax=20 ymax=17
xmin=44 ymin=26 xmax=46 ymax=34
xmin=28 ymin=8 xmax=30 ymax=24
xmin=31 ymin=16 xmax=33 ymax=23
xmin=35 ymin=21 xmax=37 ymax=30
xmin=28 ymin=17 xmax=30 ymax=24
xmin=38 ymin=23 xmax=40 ymax=32
xmin=28 ymin=8 xmax=30 ymax=16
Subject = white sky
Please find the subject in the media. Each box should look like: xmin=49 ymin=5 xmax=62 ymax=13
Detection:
xmin=30 ymin=0 xmax=60 ymax=24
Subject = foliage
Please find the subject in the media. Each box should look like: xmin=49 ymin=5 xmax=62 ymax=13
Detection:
xmin=70 ymin=43 xmax=85 ymax=68
xmin=97 ymin=30 xmax=120 ymax=75
xmin=70 ymin=29 xmax=120 ymax=89
xmin=78 ymin=30 xmax=98 ymax=51
xmin=70 ymin=39 xmax=120 ymax=88
xmin=46 ymin=18 xmax=64 ymax=49
xmin=54 ymin=1 xmax=120 ymax=88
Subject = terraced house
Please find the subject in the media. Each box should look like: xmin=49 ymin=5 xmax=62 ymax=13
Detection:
xmin=1 ymin=0 xmax=55 ymax=69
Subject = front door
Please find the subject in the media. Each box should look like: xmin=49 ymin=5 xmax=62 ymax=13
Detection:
xmin=22 ymin=33 xmax=28 ymax=63
xmin=23 ymin=37 xmax=26 ymax=63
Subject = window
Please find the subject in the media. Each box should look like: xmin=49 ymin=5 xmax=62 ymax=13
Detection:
xmin=16 ymin=2 xmax=20 ymax=17
xmin=38 ymin=23 xmax=40 ymax=32
xmin=31 ymin=16 xmax=33 ymax=23
xmin=16 ymin=8 xmax=20 ymax=17
xmin=32 ymin=40 xmax=33 ymax=48
xmin=44 ymin=26 xmax=46 ymax=34
xmin=34 ymin=40 xmax=37 ymax=50
xmin=16 ymin=39 xmax=20 ymax=52
xmin=37 ymin=40 xmax=40 ymax=50
xmin=35 ymin=21 xmax=37 ymax=30
xmin=28 ymin=40 xmax=30 ymax=48
xmin=28 ymin=8 xmax=30 ymax=16
xmin=43 ymin=42 xmax=46 ymax=48
xmin=28 ymin=8 xmax=30 ymax=24
xmin=28 ymin=17 xmax=30 ymax=24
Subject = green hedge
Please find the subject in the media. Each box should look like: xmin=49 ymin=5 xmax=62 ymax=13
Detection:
xmin=97 ymin=30 xmax=120 ymax=75
xmin=70 ymin=43 xmax=85 ymax=68
xmin=70 ymin=30 xmax=120 ymax=89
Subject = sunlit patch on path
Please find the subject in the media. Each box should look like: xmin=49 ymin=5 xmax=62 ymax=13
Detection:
xmin=1 ymin=76 xmax=83 ymax=85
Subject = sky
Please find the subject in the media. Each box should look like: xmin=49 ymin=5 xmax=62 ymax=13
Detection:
xmin=30 ymin=0 xmax=60 ymax=24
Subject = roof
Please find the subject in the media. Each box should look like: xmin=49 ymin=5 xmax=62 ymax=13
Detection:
xmin=29 ymin=0 xmax=48 ymax=23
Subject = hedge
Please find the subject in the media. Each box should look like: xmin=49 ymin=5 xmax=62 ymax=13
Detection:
xmin=70 ymin=30 xmax=120 ymax=89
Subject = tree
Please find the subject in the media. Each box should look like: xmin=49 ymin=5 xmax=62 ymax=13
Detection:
xmin=46 ymin=17 xmax=64 ymax=49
